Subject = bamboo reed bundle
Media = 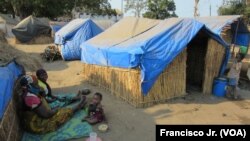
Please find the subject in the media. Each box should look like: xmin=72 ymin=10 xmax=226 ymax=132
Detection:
xmin=82 ymin=50 xmax=186 ymax=107
xmin=203 ymin=39 xmax=225 ymax=94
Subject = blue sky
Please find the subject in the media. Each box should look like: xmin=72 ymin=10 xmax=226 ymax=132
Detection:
xmin=109 ymin=0 xmax=224 ymax=17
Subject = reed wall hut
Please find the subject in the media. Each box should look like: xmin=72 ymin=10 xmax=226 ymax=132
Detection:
xmin=81 ymin=17 xmax=241 ymax=107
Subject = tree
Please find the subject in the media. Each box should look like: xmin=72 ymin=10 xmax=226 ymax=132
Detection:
xmin=125 ymin=0 xmax=147 ymax=17
xmin=0 ymin=0 xmax=74 ymax=19
xmin=76 ymin=0 xmax=117 ymax=16
xmin=218 ymin=0 xmax=250 ymax=23
xmin=143 ymin=0 xmax=177 ymax=19
xmin=0 ymin=1 xmax=15 ymax=17
xmin=0 ymin=0 xmax=116 ymax=19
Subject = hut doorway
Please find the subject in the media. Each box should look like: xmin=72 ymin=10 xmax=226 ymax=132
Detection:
xmin=186 ymin=31 xmax=209 ymax=92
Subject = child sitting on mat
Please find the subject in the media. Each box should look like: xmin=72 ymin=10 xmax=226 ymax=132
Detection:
xmin=82 ymin=92 xmax=105 ymax=124
xmin=226 ymin=52 xmax=243 ymax=100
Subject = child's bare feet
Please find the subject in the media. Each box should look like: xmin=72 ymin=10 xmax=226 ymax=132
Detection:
xmin=81 ymin=89 xmax=91 ymax=95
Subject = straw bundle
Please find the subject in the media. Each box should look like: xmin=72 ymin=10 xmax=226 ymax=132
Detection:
xmin=15 ymin=35 xmax=53 ymax=44
xmin=0 ymin=41 xmax=42 ymax=71
xmin=203 ymin=39 xmax=225 ymax=94
xmin=82 ymin=50 xmax=186 ymax=107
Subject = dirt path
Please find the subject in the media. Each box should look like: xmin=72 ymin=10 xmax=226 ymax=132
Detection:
xmin=11 ymin=41 xmax=250 ymax=141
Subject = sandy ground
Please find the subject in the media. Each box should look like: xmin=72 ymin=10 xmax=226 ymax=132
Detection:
xmin=9 ymin=40 xmax=250 ymax=141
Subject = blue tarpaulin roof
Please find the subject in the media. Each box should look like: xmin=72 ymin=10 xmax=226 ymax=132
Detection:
xmin=54 ymin=19 xmax=103 ymax=60
xmin=0 ymin=61 xmax=22 ymax=119
xmin=80 ymin=16 xmax=249 ymax=95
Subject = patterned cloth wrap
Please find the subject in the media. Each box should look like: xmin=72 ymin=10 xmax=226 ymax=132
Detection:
xmin=22 ymin=94 xmax=92 ymax=141
xmin=47 ymin=95 xmax=75 ymax=109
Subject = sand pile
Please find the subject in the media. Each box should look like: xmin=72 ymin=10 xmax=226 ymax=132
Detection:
xmin=0 ymin=41 xmax=42 ymax=71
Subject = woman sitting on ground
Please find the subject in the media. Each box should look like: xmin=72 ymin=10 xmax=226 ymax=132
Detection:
xmin=19 ymin=75 xmax=86 ymax=134
xmin=36 ymin=68 xmax=90 ymax=109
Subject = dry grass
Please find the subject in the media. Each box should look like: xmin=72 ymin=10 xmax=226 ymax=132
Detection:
xmin=0 ymin=41 xmax=42 ymax=71
xmin=15 ymin=35 xmax=53 ymax=44
xmin=82 ymin=50 xmax=187 ymax=107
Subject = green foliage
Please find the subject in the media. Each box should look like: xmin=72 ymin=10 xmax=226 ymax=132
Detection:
xmin=0 ymin=0 xmax=116 ymax=19
xmin=76 ymin=0 xmax=116 ymax=16
xmin=218 ymin=0 xmax=250 ymax=22
xmin=32 ymin=0 xmax=74 ymax=19
xmin=143 ymin=0 xmax=177 ymax=19
xmin=245 ymin=6 xmax=250 ymax=19
xmin=0 ymin=0 xmax=15 ymax=17
xmin=218 ymin=2 xmax=246 ymax=15
xmin=124 ymin=0 xmax=147 ymax=17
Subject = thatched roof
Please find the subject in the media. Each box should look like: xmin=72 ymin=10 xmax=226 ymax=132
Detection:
xmin=0 ymin=38 xmax=42 ymax=71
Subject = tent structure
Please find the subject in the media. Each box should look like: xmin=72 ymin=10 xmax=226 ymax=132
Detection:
xmin=12 ymin=16 xmax=51 ymax=43
xmin=0 ymin=61 xmax=22 ymax=119
xmin=0 ymin=14 xmax=18 ymax=37
xmin=80 ymin=17 xmax=236 ymax=107
xmin=55 ymin=19 xmax=103 ymax=60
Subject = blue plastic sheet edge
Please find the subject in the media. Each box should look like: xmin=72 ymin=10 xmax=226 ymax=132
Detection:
xmin=0 ymin=61 xmax=23 ymax=119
